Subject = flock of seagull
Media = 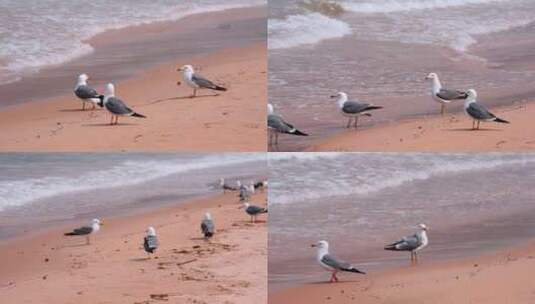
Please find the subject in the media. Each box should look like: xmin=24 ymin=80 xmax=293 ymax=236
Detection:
xmin=63 ymin=177 xmax=267 ymax=258
xmin=311 ymin=223 xmax=429 ymax=282
xmin=267 ymin=72 xmax=510 ymax=145
xmin=73 ymin=65 xmax=227 ymax=125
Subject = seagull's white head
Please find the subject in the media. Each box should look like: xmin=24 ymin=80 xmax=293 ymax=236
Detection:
xmin=178 ymin=65 xmax=194 ymax=73
xmin=204 ymin=212 xmax=212 ymax=220
xmin=311 ymin=240 xmax=329 ymax=250
xmin=78 ymin=73 xmax=89 ymax=83
xmin=466 ymin=89 xmax=477 ymax=99
xmin=105 ymin=83 xmax=115 ymax=97
xmin=239 ymin=202 xmax=250 ymax=209
xmin=425 ymin=73 xmax=438 ymax=80
xmin=237 ymin=180 xmax=242 ymax=187
xmin=418 ymin=223 xmax=428 ymax=231
xmin=267 ymin=103 xmax=274 ymax=115
xmin=219 ymin=178 xmax=225 ymax=186
xmin=147 ymin=226 xmax=156 ymax=236
xmin=91 ymin=218 xmax=101 ymax=231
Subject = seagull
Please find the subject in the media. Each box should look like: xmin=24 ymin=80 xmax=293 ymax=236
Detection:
xmin=267 ymin=103 xmax=308 ymax=146
xmin=177 ymin=65 xmax=227 ymax=98
xmin=201 ymin=212 xmax=215 ymax=239
xmin=239 ymin=182 xmax=254 ymax=202
xmin=425 ymin=73 xmax=468 ymax=115
xmin=330 ymin=92 xmax=382 ymax=129
xmin=64 ymin=218 xmax=101 ymax=245
xmin=464 ymin=89 xmax=509 ymax=130
xmin=220 ymin=178 xmax=240 ymax=193
xmin=143 ymin=226 xmax=159 ymax=258
xmin=103 ymin=83 xmax=146 ymax=125
xmin=385 ymin=223 xmax=429 ymax=264
xmin=74 ymin=74 xmax=104 ymax=111
xmin=239 ymin=203 xmax=267 ymax=223
xmin=311 ymin=240 xmax=365 ymax=283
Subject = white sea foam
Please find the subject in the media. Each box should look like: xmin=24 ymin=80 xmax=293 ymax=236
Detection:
xmin=270 ymin=153 xmax=535 ymax=205
xmin=268 ymin=13 xmax=352 ymax=49
xmin=340 ymin=0 xmax=508 ymax=13
xmin=0 ymin=154 xmax=264 ymax=211
xmin=0 ymin=0 xmax=264 ymax=85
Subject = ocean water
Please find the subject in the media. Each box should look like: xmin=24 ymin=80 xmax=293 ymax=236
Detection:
xmin=268 ymin=0 xmax=535 ymax=151
xmin=268 ymin=153 xmax=535 ymax=287
xmin=0 ymin=153 xmax=266 ymax=238
xmin=0 ymin=0 xmax=264 ymax=86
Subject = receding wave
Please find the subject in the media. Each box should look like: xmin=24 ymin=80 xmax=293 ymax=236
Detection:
xmin=268 ymin=12 xmax=352 ymax=49
xmin=340 ymin=0 xmax=508 ymax=13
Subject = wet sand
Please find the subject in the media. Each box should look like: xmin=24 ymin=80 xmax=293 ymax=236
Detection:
xmin=310 ymin=101 xmax=535 ymax=152
xmin=0 ymin=191 xmax=267 ymax=304
xmin=270 ymin=240 xmax=535 ymax=304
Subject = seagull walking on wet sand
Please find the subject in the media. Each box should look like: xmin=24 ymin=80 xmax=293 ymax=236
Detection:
xmin=311 ymin=240 xmax=366 ymax=283
xmin=64 ymin=218 xmax=101 ymax=245
xmin=143 ymin=226 xmax=159 ymax=258
xmin=177 ymin=65 xmax=227 ymax=98
xmin=267 ymin=103 xmax=308 ymax=146
xmin=74 ymin=74 xmax=104 ymax=111
xmin=385 ymin=224 xmax=429 ymax=264
xmin=425 ymin=73 xmax=468 ymax=115
xmin=239 ymin=203 xmax=267 ymax=223
xmin=219 ymin=178 xmax=240 ymax=193
xmin=464 ymin=89 xmax=509 ymax=130
xmin=201 ymin=212 xmax=215 ymax=239
xmin=331 ymin=92 xmax=382 ymax=129
xmin=103 ymin=83 xmax=146 ymax=125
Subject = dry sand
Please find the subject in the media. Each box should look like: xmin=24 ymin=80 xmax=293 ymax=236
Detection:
xmin=0 ymin=191 xmax=267 ymax=304
xmin=310 ymin=101 xmax=535 ymax=152
xmin=270 ymin=241 xmax=535 ymax=304
xmin=0 ymin=43 xmax=267 ymax=152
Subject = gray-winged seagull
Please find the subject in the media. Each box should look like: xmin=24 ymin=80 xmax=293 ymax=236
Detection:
xmin=425 ymin=73 xmax=468 ymax=115
xmin=74 ymin=74 xmax=104 ymax=111
xmin=311 ymin=240 xmax=365 ymax=283
xmin=464 ymin=89 xmax=509 ymax=130
xmin=330 ymin=92 xmax=382 ymax=129
xmin=267 ymin=103 xmax=308 ymax=146
xmin=177 ymin=65 xmax=227 ymax=98
xmin=64 ymin=218 xmax=101 ymax=245
xmin=103 ymin=83 xmax=146 ymax=125
xmin=143 ymin=226 xmax=159 ymax=258
xmin=201 ymin=212 xmax=215 ymax=239
xmin=385 ymin=223 xmax=429 ymax=264
xmin=239 ymin=203 xmax=267 ymax=223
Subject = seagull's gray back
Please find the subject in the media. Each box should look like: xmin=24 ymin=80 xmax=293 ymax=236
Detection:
xmin=192 ymin=74 xmax=217 ymax=89
xmin=75 ymin=85 xmax=99 ymax=99
xmin=321 ymin=254 xmax=351 ymax=270
xmin=466 ymin=102 xmax=494 ymax=120
xmin=342 ymin=101 xmax=371 ymax=114
xmin=201 ymin=219 xmax=215 ymax=234
xmin=396 ymin=234 xmax=421 ymax=251
xmin=144 ymin=235 xmax=158 ymax=252
xmin=246 ymin=205 xmax=265 ymax=215
xmin=105 ymin=97 xmax=134 ymax=115
xmin=268 ymin=114 xmax=294 ymax=133
xmin=436 ymin=88 xmax=467 ymax=101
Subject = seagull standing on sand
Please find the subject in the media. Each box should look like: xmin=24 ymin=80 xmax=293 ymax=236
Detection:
xmin=177 ymin=65 xmax=227 ymax=98
xmin=311 ymin=240 xmax=366 ymax=283
xmin=64 ymin=218 xmax=101 ymax=245
xmin=239 ymin=182 xmax=254 ymax=202
xmin=74 ymin=74 xmax=103 ymax=111
xmin=425 ymin=73 xmax=468 ymax=115
xmin=267 ymin=103 xmax=308 ymax=146
xmin=220 ymin=178 xmax=240 ymax=193
xmin=143 ymin=226 xmax=159 ymax=258
xmin=239 ymin=203 xmax=267 ymax=223
xmin=385 ymin=224 xmax=429 ymax=264
xmin=201 ymin=212 xmax=215 ymax=239
xmin=330 ymin=92 xmax=382 ymax=129
xmin=464 ymin=89 xmax=509 ymax=130
xmin=103 ymin=83 xmax=146 ymax=125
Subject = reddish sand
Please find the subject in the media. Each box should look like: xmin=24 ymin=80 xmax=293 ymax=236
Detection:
xmin=310 ymin=102 xmax=535 ymax=152
xmin=0 ymin=192 xmax=267 ymax=304
xmin=270 ymin=241 xmax=535 ymax=304
xmin=0 ymin=43 xmax=267 ymax=151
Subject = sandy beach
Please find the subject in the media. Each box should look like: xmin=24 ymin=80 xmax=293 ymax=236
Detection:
xmin=270 ymin=241 xmax=535 ymax=304
xmin=0 ymin=191 xmax=267 ymax=304
xmin=309 ymin=101 xmax=535 ymax=152
xmin=0 ymin=7 xmax=267 ymax=152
